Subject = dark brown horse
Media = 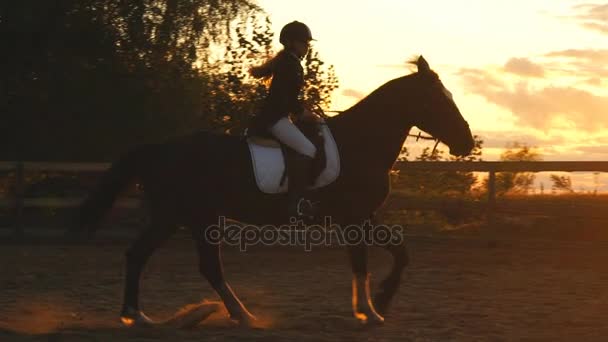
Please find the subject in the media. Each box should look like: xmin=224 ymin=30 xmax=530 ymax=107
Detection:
xmin=69 ymin=56 xmax=474 ymax=326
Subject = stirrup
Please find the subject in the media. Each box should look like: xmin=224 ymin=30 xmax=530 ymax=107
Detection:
xmin=296 ymin=198 xmax=313 ymax=216
xmin=291 ymin=198 xmax=317 ymax=223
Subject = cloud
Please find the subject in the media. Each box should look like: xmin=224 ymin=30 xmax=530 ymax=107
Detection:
xmin=459 ymin=67 xmax=608 ymax=131
xmin=545 ymin=49 xmax=608 ymax=63
xmin=572 ymin=3 xmax=608 ymax=34
xmin=458 ymin=68 xmax=505 ymax=91
xmin=596 ymin=136 xmax=608 ymax=144
xmin=543 ymin=49 xmax=608 ymax=78
xmin=583 ymin=21 xmax=608 ymax=34
xmin=503 ymin=58 xmax=545 ymax=77
xmin=473 ymin=130 xmax=565 ymax=149
xmin=442 ymin=131 xmax=608 ymax=162
xmin=586 ymin=77 xmax=603 ymax=86
xmin=341 ymin=88 xmax=365 ymax=100
xmin=576 ymin=145 xmax=608 ymax=154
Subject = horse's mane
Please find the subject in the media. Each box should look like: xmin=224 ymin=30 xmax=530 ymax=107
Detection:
xmin=329 ymin=69 xmax=416 ymax=121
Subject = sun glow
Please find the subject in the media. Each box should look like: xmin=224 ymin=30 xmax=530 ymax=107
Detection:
xmin=257 ymin=0 xmax=608 ymax=161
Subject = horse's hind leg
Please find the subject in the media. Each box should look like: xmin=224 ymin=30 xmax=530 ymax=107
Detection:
xmin=192 ymin=223 xmax=257 ymax=326
xmin=374 ymin=241 xmax=409 ymax=315
xmin=120 ymin=219 xmax=177 ymax=326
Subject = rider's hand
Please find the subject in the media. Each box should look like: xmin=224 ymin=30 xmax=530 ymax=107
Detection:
xmin=300 ymin=108 xmax=322 ymax=123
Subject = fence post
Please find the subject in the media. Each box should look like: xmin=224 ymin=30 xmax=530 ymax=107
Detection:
xmin=14 ymin=161 xmax=24 ymax=239
xmin=487 ymin=169 xmax=496 ymax=225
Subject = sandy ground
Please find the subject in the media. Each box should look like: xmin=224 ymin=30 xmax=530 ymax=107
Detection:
xmin=2 ymin=234 xmax=608 ymax=341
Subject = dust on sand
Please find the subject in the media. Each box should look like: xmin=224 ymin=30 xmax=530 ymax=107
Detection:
xmin=2 ymin=236 xmax=608 ymax=341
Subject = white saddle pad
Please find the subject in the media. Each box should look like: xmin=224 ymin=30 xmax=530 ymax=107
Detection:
xmin=247 ymin=124 xmax=340 ymax=194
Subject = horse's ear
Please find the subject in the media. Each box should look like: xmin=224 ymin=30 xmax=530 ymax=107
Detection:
xmin=417 ymin=55 xmax=430 ymax=73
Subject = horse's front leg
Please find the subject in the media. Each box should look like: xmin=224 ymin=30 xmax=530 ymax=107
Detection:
xmin=370 ymin=211 xmax=408 ymax=315
xmin=374 ymin=240 xmax=408 ymax=315
xmin=345 ymin=222 xmax=385 ymax=324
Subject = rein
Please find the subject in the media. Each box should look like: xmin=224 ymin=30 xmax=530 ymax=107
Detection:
xmin=406 ymin=131 xmax=440 ymax=154
xmin=324 ymin=109 xmax=441 ymax=153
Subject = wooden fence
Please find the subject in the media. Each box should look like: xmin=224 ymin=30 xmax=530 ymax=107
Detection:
xmin=2 ymin=161 xmax=608 ymax=238
xmin=394 ymin=160 xmax=608 ymax=203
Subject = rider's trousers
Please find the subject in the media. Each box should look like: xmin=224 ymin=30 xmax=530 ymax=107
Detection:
xmin=269 ymin=117 xmax=317 ymax=158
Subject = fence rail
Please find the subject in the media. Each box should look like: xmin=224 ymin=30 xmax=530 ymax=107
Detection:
xmin=2 ymin=161 xmax=608 ymax=238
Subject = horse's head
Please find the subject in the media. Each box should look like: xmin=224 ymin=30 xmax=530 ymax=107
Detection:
xmin=404 ymin=56 xmax=474 ymax=157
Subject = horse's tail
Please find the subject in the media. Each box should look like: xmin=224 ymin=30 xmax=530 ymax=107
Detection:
xmin=67 ymin=145 xmax=152 ymax=239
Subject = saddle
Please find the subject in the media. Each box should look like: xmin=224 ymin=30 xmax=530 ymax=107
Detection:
xmin=247 ymin=119 xmax=327 ymax=189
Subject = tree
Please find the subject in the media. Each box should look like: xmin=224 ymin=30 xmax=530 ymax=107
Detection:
xmin=202 ymin=16 xmax=339 ymax=136
xmin=2 ymin=1 xmax=263 ymax=160
xmin=302 ymin=48 xmax=339 ymax=112
xmin=491 ymin=142 xmax=542 ymax=195
xmin=1 ymin=2 xmax=339 ymax=161
xmin=550 ymin=174 xmax=573 ymax=193
xmin=392 ymin=135 xmax=484 ymax=195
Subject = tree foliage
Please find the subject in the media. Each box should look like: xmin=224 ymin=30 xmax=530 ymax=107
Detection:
xmin=392 ymin=135 xmax=484 ymax=195
xmin=1 ymin=1 xmax=338 ymax=161
xmin=302 ymin=48 xmax=339 ymax=112
xmin=204 ymin=17 xmax=338 ymax=136
xmin=550 ymin=174 xmax=573 ymax=193
xmin=492 ymin=143 xmax=542 ymax=195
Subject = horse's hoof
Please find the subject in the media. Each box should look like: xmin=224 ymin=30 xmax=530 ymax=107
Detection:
xmin=373 ymin=292 xmax=390 ymax=316
xmin=367 ymin=311 xmax=385 ymax=325
xmin=167 ymin=301 xmax=221 ymax=329
xmin=231 ymin=312 xmax=258 ymax=327
xmin=120 ymin=308 xmax=156 ymax=327
xmin=354 ymin=310 xmax=385 ymax=325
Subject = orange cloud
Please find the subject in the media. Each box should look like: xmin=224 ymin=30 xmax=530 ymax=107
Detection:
xmin=586 ymin=77 xmax=603 ymax=86
xmin=577 ymin=145 xmax=608 ymax=154
xmin=459 ymin=67 xmax=608 ymax=132
xmin=545 ymin=49 xmax=608 ymax=63
xmin=572 ymin=3 xmax=608 ymax=34
xmin=544 ymin=49 xmax=608 ymax=79
xmin=474 ymin=130 xmax=565 ymax=149
xmin=503 ymin=58 xmax=545 ymax=78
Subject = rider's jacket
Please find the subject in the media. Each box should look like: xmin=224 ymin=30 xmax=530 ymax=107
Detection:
xmin=250 ymin=50 xmax=305 ymax=133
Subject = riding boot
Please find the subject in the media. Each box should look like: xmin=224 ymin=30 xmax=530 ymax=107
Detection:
xmin=286 ymin=151 xmax=316 ymax=222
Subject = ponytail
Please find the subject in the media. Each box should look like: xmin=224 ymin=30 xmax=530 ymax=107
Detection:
xmin=249 ymin=50 xmax=285 ymax=79
xmin=249 ymin=60 xmax=273 ymax=79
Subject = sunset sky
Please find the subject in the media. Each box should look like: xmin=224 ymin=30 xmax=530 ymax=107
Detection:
xmin=257 ymin=0 xmax=608 ymax=160
xmin=256 ymin=0 xmax=608 ymax=191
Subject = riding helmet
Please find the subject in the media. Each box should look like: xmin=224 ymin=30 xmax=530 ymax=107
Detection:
xmin=279 ymin=21 xmax=314 ymax=45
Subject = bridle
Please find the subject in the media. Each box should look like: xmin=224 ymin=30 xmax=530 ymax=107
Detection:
xmin=322 ymin=109 xmax=441 ymax=153
xmin=406 ymin=131 xmax=441 ymax=154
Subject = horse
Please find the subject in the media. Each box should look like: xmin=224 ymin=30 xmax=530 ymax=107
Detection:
xmin=68 ymin=56 xmax=475 ymax=327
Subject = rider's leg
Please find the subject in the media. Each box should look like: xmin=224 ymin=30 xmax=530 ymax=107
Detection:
xmin=269 ymin=117 xmax=317 ymax=158
xmin=269 ymin=117 xmax=317 ymax=220
xmin=284 ymin=150 xmax=315 ymax=219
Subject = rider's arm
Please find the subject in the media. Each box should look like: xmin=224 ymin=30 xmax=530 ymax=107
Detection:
xmin=265 ymin=55 xmax=305 ymax=124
